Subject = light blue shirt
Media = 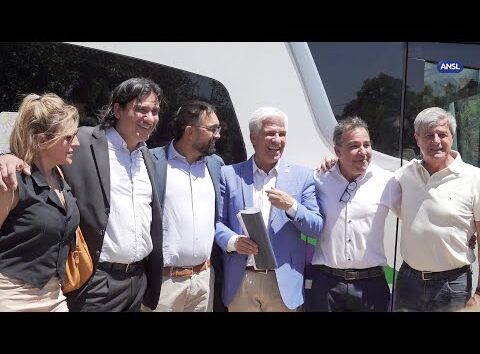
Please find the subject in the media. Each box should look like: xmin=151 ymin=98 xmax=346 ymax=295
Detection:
xmin=162 ymin=143 xmax=216 ymax=267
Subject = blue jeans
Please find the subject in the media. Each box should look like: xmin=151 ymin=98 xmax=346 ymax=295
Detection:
xmin=394 ymin=262 xmax=472 ymax=312
xmin=308 ymin=266 xmax=390 ymax=312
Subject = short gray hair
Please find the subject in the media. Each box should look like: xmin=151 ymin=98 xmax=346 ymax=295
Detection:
xmin=414 ymin=107 xmax=456 ymax=136
xmin=333 ymin=116 xmax=369 ymax=145
xmin=249 ymin=106 xmax=288 ymax=135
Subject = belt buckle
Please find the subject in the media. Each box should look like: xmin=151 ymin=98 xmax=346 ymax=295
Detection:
xmin=344 ymin=270 xmax=358 ymax=280
xmin=177 ymin=266 xmax=194 ymax=277
xmin=421 ymin=271 xmax=432 ymax=281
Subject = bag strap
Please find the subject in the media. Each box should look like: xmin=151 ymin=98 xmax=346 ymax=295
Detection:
xmin=54 ymin=165 xmax=67 ymax=205
xmin=55 ymin=165 xmax=64 ymax=179
xmin=55 ymin=165 xmax=78 ymax=248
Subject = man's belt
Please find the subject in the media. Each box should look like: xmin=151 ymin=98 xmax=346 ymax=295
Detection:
xmin=317 ymin=264 xmax=384 ymax=280
xmin=402 ymin=262 xmax=470 ymax=281
xmin=97 ymin=260 xmax=145 ymax=273
xmin=163 ymin=259 xmax=211 ymax=277
xmin=245 ymin=266 xmax=272 ymax=274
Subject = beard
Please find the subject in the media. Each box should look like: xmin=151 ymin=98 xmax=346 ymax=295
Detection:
xmin=197 ymin=137 xmax=217 ymax=156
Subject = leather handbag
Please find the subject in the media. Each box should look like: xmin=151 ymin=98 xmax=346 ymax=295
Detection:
xmin=63 ymin=226 xmax=93 ymax=293
xmin=55 ymin=166 xmax=94 ymax=294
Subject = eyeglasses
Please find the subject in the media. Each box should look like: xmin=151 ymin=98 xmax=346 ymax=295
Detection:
xmin=41 ymin=130 xmax=78 ymax=145
xmin=339 ymin=180 xmax=357 ymax=203
xmin=64 ymin=131 xmax=78 ymax=144
xmin=196 ymin=125 xmax=221 ymax=135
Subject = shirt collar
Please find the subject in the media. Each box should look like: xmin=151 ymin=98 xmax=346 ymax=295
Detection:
xmin=445 ymin=150 xmax=464 ymax=174
xmin=252 ymin=156 xmax=280 ymax=177
xmin=168 ymin=141 xmax=206 ymax=165
xmin=29 ymin=163 xmax=49 ymax=188
xmin=106 ymin=127 xmax=146 ymax=152
xmin=332 ymin=160 xmax=373 ymax=183
xmin=28 ymin=163 xmax=71 ymax=193
xmin=415 ymin=150 xmax=464 ymax=175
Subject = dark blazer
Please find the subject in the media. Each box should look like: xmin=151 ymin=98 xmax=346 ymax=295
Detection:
xmin=62 ymin=125 xmax=163 ymax=307
xmin=146 ymin=142 xmax=224 ymax=310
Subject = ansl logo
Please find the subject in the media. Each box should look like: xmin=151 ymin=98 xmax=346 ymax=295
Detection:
xmin=437 ymin=61 xmax=463 ymax=73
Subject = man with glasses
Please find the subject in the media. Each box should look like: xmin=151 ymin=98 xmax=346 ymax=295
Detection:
xmin=310 ymin=116 xmax=400 ymax=312
xmin=143 ymin=100 xmax=224 ymax=312
xmin=215 ymin=106 xmax=324 ymax=312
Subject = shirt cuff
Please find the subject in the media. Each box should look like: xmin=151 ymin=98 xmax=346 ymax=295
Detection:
xmin=286 ymin=199 xmax=298 ymax=219
xmin=227 ymin=235 xmax=240 ymax=252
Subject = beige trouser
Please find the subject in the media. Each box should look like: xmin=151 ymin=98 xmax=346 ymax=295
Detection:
xmin=228 ymin=270 xmax=296 ymax=312
xmin=143 ymin=266 xmax=214 ymax=312
xmin=0 ymin=272 xmax=68 ymax=312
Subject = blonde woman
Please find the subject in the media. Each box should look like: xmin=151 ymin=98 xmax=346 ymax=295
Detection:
xmin=0 ymin=93 xmax=80 ymax=311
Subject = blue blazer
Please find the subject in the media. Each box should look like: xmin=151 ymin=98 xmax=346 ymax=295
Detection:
xmin=215 ymin=158 xmax=324 ymax=309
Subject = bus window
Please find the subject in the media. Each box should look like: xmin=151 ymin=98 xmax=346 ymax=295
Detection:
xmin=0 ymin=42 xmax=246 ymax=165
xmin=308 ymin=42 xmax=405 ymax=158
xmin=403 ymin=42 xmax=480 ymax=167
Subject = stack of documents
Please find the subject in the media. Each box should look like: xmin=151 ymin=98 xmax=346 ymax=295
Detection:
xmin=237 ymin=208 xmax=278 ymax=270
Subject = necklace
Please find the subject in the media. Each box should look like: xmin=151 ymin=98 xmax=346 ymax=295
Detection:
xmin=49 ymin=173 xmax=66 ymax=208
xmin=56 ymin=189 xmax=66 ymax=207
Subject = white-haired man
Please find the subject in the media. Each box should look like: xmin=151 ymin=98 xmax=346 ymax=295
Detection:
xmin=215 ymin=106 xmax=324 ymax=312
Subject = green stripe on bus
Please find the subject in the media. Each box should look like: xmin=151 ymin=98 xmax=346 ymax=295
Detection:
xmin=301 ymin=234 xmax=317 ymax=246
xmin=383 ymin=265 xmax=397 ymax=285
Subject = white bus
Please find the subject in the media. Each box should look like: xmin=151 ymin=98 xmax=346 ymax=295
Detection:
xmin=1 ymin=42 xmax=479 ymax=309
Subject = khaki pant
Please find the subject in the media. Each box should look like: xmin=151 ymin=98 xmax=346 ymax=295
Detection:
xmin=143 ymin=266 xmax=214 ymax=312
xmin=228 ymin=270 xmax=296 ymax=312
xmin=0 ymin=272 xmax=68 ymax=312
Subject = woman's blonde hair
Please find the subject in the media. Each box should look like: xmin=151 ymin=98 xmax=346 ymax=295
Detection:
xmin=10 ymin=93 xmax=79 ymax=164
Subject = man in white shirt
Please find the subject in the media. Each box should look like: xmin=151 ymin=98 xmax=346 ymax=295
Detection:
xmin=145 ymin=101 xmax=224 ymax=312
xmin=215 ymin=107 xmax=324 ymax=312
xmin=311 ymin=116 xmax=400 ymax=312
xmin=394 ymin=107 xmax=480 ymax=312
xmin=0 ymin=78 xmax=164 ymax=311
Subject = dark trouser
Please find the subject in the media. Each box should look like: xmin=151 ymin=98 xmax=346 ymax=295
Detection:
xmin=211 ymin=243 xmax=228 ymax=312
xmin=394 ymin=262 xmax=471 ymax=312
xmin=66 ymin=261 xmax=147 ymax=312
xmin=213 ymin=283 xmax=228 ymax=312
xmin=309 ymin=265 xmax=390 ymax=312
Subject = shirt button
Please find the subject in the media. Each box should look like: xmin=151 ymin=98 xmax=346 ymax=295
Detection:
xmin=348 ymin=220 xmax=352 ymax=223
xmin=347 ymin=239 xmax=351 ymax=243
xmin=98 ymin=229 xmax=105 ymax=236
xmin=347 ymin=258 xmax=351 ymax=261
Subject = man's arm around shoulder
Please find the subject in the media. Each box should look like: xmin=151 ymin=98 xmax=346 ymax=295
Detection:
xmin=0 ymin=153 xmax=30 ymax=191
xmin=290 ymin=167 xmax=324 ymax=238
